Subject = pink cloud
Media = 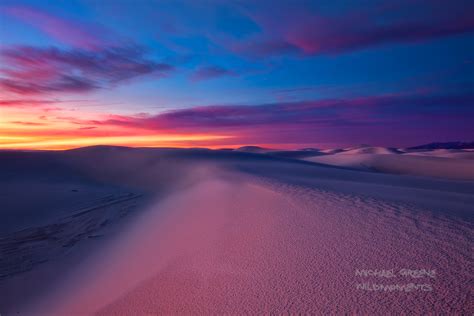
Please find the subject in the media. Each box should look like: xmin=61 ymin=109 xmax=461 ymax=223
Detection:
xmin=0 ymin=99 xmax=62 ymax=107
xmin=10 ymin=121 xmax=47 ymax=126
xmin=0 ymin=45 xmax=174 ymax=95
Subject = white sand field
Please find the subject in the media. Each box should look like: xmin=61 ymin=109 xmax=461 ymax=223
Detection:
xmin=0 ymin=146 xmax=472 ymax=314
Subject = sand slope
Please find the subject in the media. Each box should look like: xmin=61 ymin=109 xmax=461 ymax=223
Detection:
xmin=29 ymin=173 xmax=474 ymax=314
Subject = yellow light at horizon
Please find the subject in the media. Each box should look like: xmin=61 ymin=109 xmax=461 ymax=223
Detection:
xmin=0 ymin=136 xmax=32 ymax=141
xmin=0 ymin=134 xmax=233 ymax=150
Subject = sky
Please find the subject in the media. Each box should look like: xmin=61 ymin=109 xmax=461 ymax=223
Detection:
xmin=0 ymin=0 xmax=473 ymax=150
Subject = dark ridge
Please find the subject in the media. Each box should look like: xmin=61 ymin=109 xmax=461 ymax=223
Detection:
xmin=408 ymin=142 xmax=474 ymax=150
xmin=236 ymin=146 xmax=271 ymax=153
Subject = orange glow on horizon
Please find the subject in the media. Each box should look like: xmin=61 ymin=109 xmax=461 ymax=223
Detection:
xmin=0 ymin=133 xmax=233 ymax=150
xmin=0 ymin=104 xmax=315 ymax=151
xmin=0 ymin=106 xmax=234 ymax=150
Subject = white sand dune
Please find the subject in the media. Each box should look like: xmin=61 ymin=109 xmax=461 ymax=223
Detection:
xmin=304 ymin=151 xmax=474 ymax=180
xmin=0 ymin=147 xmax=473 ymax=314
xmin=319 ymin=148 xmax=345 ymax=154
xmin=404 ymin=149 xmax=474 ymax=160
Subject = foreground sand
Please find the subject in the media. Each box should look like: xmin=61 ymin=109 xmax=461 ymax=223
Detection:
xmin=0 ymin=147 xmax=473 ymax=314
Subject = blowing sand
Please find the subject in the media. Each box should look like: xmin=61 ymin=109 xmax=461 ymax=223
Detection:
xmin=0 ymin=147 xmax=473 ymax=314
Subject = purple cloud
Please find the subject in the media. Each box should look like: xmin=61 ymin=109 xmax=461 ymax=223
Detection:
xmin=239 ymin=1 xmax=474 ymax=56
xmin=67 ymin=92 xmax=472 ymax=146
xmin=190 ymin=66 xmax=236 ymax=82
xmin=0 ymin=45 xmax=174 ymax=95
xmin=80 ymin=92 xmax=474 ymax=146
xmin=80 ymin=94 xmax=474 ymax=134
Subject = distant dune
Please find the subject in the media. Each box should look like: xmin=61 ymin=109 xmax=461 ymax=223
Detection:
xmin=303 ymin=148 xmax=474 ymax=180
xmin=339 ymin=146 xmax=402 ymax=155
xmin=407 ymin=141 xmax=474 ymax=150
xmin=319 ymin=148 xmax=345 ymax=154
xmin=0 ymin=146 xmax=473 ymax=314
xmin=235 ymin=145 xmax=274 ymax=153
xmin=404 ymin=149 xmax=474 ymax=160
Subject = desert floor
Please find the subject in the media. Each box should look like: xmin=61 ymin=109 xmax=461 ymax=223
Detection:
xmin=0 ymin=146 xmax=472 ymax=314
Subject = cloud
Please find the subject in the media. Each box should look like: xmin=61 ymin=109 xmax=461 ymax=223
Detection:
xmin=63 ymin=92 xmax=471 ymax=146
xmin=4 ymin=92 xmax=472 ymax=148
xmin=0 ymin=45 xmax=174 ymax=95
xmin=239 ymin=0 xmax=474 ymax=56
xmin=190 ymin=66 xmax=236 ymax=82
xmin=10 ymin=121 xmax=47 ymax=126
xmin=3 ymin=5 xmax=108 ymax=49
xmin=0 ymin=99 xmax=59 ymax=107
xmin=78 ymin=126 xmax=97 ymax=130
xmin=83 ymin=92 xmax=474 ymax=134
